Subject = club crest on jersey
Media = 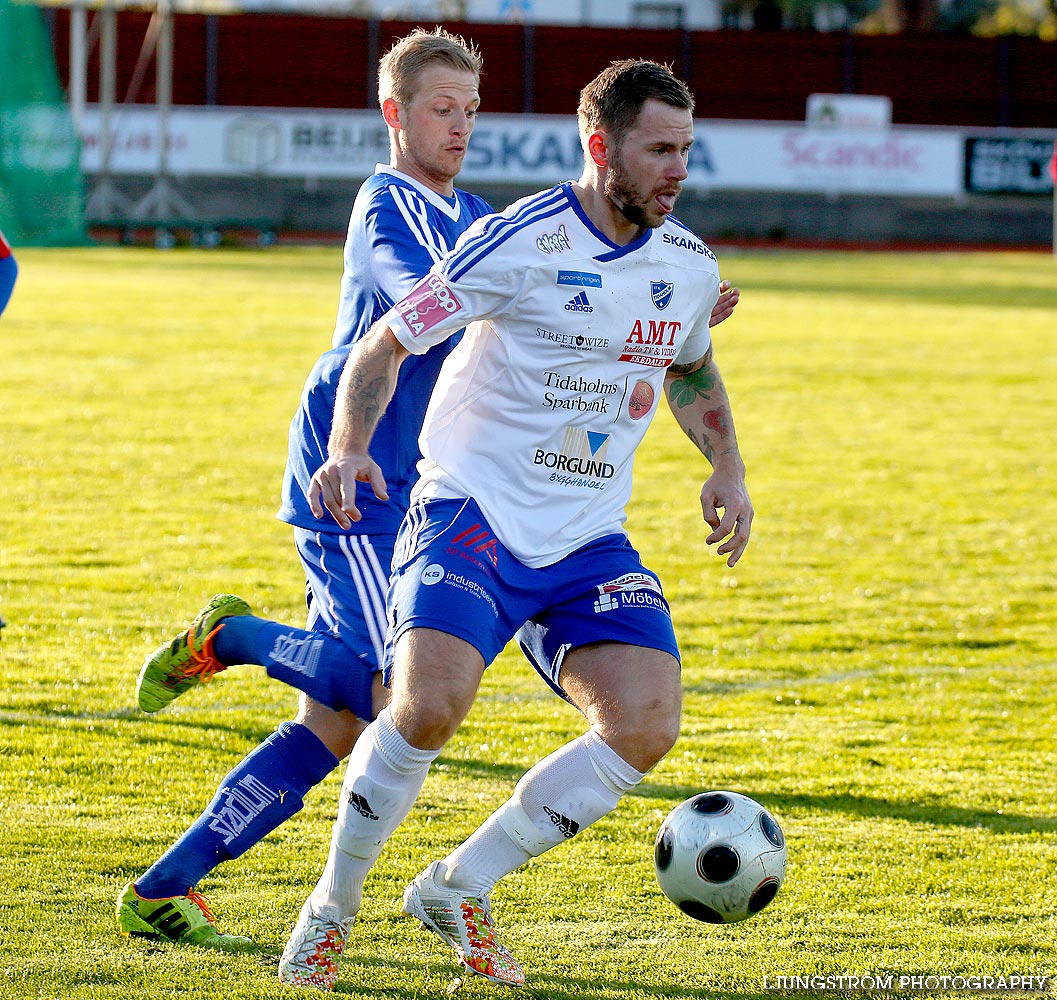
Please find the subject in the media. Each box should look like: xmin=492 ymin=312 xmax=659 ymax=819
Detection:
xmin=651 ymin=280 xmax=674 ymax=310
xmin=536 ymin=224 xmax=571 ymax=255
xmin=396 ymin=273 xmax=462 ymax=337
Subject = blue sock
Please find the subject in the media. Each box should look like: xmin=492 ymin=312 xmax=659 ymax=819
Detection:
xmin=136 ymin=721 xmax=338 ymax=898
xmin=212 ymin=615 xmax=377 ymax=720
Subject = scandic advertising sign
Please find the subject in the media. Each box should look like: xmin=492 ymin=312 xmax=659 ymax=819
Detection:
xmin=79 ymin=107 xmax=970 ymax=197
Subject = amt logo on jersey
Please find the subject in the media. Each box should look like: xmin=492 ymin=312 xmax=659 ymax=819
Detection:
xmin=619 ymin=319 xmax=683 ymax=367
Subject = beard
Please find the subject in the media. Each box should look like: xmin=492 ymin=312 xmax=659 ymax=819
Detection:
xmin=604 ymin=152 xmax=673 ymax=230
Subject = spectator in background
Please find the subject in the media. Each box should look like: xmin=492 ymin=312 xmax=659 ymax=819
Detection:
xmin=753 ymin=0 xmax=784 ymax=30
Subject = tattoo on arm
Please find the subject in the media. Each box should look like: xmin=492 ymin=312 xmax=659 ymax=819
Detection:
xmin=668 ymin=365 xmax=717 ymax=409
xmin=667 ymin=344 xmax=713 ymax=379
xmin=683 ymin=426 xmax=714 ymax=464
xmin=704 ymin=407 xmax=731 ymax=436
xmin=352 ymin=373 xmax=392 ymax=434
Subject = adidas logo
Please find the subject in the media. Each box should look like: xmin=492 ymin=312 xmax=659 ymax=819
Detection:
xmin=347 ymin=791 xmax=378 ymax=820
xmin=543 ymin=805 xmax=580 ymax=838
xmin=563 ymin=291 xmax=593 ymax=313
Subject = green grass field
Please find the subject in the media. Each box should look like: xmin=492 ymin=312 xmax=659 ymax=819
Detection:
xmin=1 ymin=247 xmax=1055 ymax=1000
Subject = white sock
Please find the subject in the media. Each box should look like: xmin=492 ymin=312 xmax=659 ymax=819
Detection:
xmin=309 ymin=709 xmax=439 ymax=919
xmin=441 ymin=730 xmax=645 ymax=895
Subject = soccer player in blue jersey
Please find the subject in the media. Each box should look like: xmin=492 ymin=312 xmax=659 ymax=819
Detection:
xmin=278 ymin=59 xmax=752 ymax=991
xmin=115 ymin=27 xmax=494 ymax=953
xmin=0 ymin=229 xmax=17 ymax=316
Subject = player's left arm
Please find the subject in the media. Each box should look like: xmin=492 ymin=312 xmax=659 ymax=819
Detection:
xmin=709 ymin=279 xmax=739 ymax=328
xmin=664 ymin=344 xmax=753 ymax=567
xmin=0 ymin=230 xmax=17 ymax=317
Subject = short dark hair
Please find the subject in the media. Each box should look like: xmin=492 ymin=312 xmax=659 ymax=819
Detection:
xmin=577 ymin=59 xmax=694 ymax=147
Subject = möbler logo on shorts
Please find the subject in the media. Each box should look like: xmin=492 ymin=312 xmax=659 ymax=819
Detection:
xmin=593 ymin=573 xmax=668 ymax=615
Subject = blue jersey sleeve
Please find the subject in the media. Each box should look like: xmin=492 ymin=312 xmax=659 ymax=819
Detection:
xmin=0 ymin=231 xmax=16 ymax=317
xmin=332 ymin=175 xmax=488 ymax=348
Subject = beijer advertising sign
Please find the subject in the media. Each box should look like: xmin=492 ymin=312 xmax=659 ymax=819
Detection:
xmin=78 ymin=106 xmax=1008 ymax=198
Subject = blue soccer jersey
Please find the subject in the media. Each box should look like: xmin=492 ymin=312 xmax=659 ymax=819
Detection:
xmin=277 ymin=166 xmax=492 ymax=536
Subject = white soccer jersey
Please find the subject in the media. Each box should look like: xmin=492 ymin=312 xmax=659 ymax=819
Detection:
xmin=383 ymin=181 xmax=721 ymax=569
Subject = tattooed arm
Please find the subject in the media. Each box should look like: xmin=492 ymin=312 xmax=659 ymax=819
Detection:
xmin=308 ymin=321 xmax=409 ymax=529
xmin=664 ymin=344 xmax=753 ymax=566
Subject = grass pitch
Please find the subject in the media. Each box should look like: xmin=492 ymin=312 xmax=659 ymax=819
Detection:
xmin=0 ymin=247 xmax=1054 ymax=999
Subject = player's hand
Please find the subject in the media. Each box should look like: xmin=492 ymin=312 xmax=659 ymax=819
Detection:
xmin=308 ymin=453 xmax=389 ymax=530
xmin=709 ymin=280 xmax=740 ymax=328
xmin=700 ymin=467 xmax=753 ymax=567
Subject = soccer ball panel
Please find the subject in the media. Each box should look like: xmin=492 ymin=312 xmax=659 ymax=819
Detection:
xmin=654 ymin=790 xmax=786 ymax=924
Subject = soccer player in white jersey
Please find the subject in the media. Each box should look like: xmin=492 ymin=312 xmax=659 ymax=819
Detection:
xmin=280 ymin=59 xmax=752 ymax=990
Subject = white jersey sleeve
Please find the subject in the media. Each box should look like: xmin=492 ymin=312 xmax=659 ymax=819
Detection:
xmin=383 ymin=216 xmax=521 ymax=355
xmin=672 ymin=295 xmax=714 ymax=365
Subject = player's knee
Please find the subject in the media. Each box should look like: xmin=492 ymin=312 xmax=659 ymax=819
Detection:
xmin=391 ymin=697 xmax=462 ymax=749
xmin=297 ymin=696 xmax=368 ymax=759
xmin=389 ymin=673 xmax=474 ymax=750
xmin=612 ymin=712 xmax=680 ymax=771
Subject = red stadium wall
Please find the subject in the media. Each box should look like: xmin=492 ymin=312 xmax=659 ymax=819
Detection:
xmin=46 ymin=12 xmax=1057 ymax=129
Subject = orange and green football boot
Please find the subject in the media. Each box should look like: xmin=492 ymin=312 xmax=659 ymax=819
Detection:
xmin=136 ymin=594 xmax=250 ymax=712
xmin=116 ymin=882 xmax=254 ymax=950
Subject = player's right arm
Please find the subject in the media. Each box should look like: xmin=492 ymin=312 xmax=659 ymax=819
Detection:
xmin=309 ymin=320 xmax=409 ymax=528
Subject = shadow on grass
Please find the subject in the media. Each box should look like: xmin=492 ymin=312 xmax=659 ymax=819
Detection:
xmin=0 ymin=707 xmax=275 ymax=749
xmin=328 ymin=951 xmax=763 ymax=999
xmin=8 ymin=707 xmax=1052 ymax=839
xmin=635 ymin=782 xmax=1057 ymax=835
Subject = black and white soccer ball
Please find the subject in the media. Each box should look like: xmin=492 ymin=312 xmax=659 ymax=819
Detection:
xmin=654 ymin=790 xmax=786 ymax=924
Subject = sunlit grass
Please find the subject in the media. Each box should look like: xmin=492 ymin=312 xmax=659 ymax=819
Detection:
xmin=1 ymin=247 xmax=1054 ymax=999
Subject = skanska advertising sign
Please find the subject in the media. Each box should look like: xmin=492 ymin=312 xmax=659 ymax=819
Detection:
xmin=79 ymin=106 xmax=1010 ymax=198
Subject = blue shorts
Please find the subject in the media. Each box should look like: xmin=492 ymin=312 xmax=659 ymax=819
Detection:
xmin=294 ymin=527 xmax=393 ymax=674
xmin=384 ymin=498 xmax=679 ymax=699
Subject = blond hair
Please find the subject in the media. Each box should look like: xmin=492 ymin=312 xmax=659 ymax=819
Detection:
xmin=378 ymin=27 xmax=483 ymax=107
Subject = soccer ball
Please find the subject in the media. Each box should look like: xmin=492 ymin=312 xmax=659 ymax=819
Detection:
xmin=654 ymin=790 xmax=786 ymax=924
